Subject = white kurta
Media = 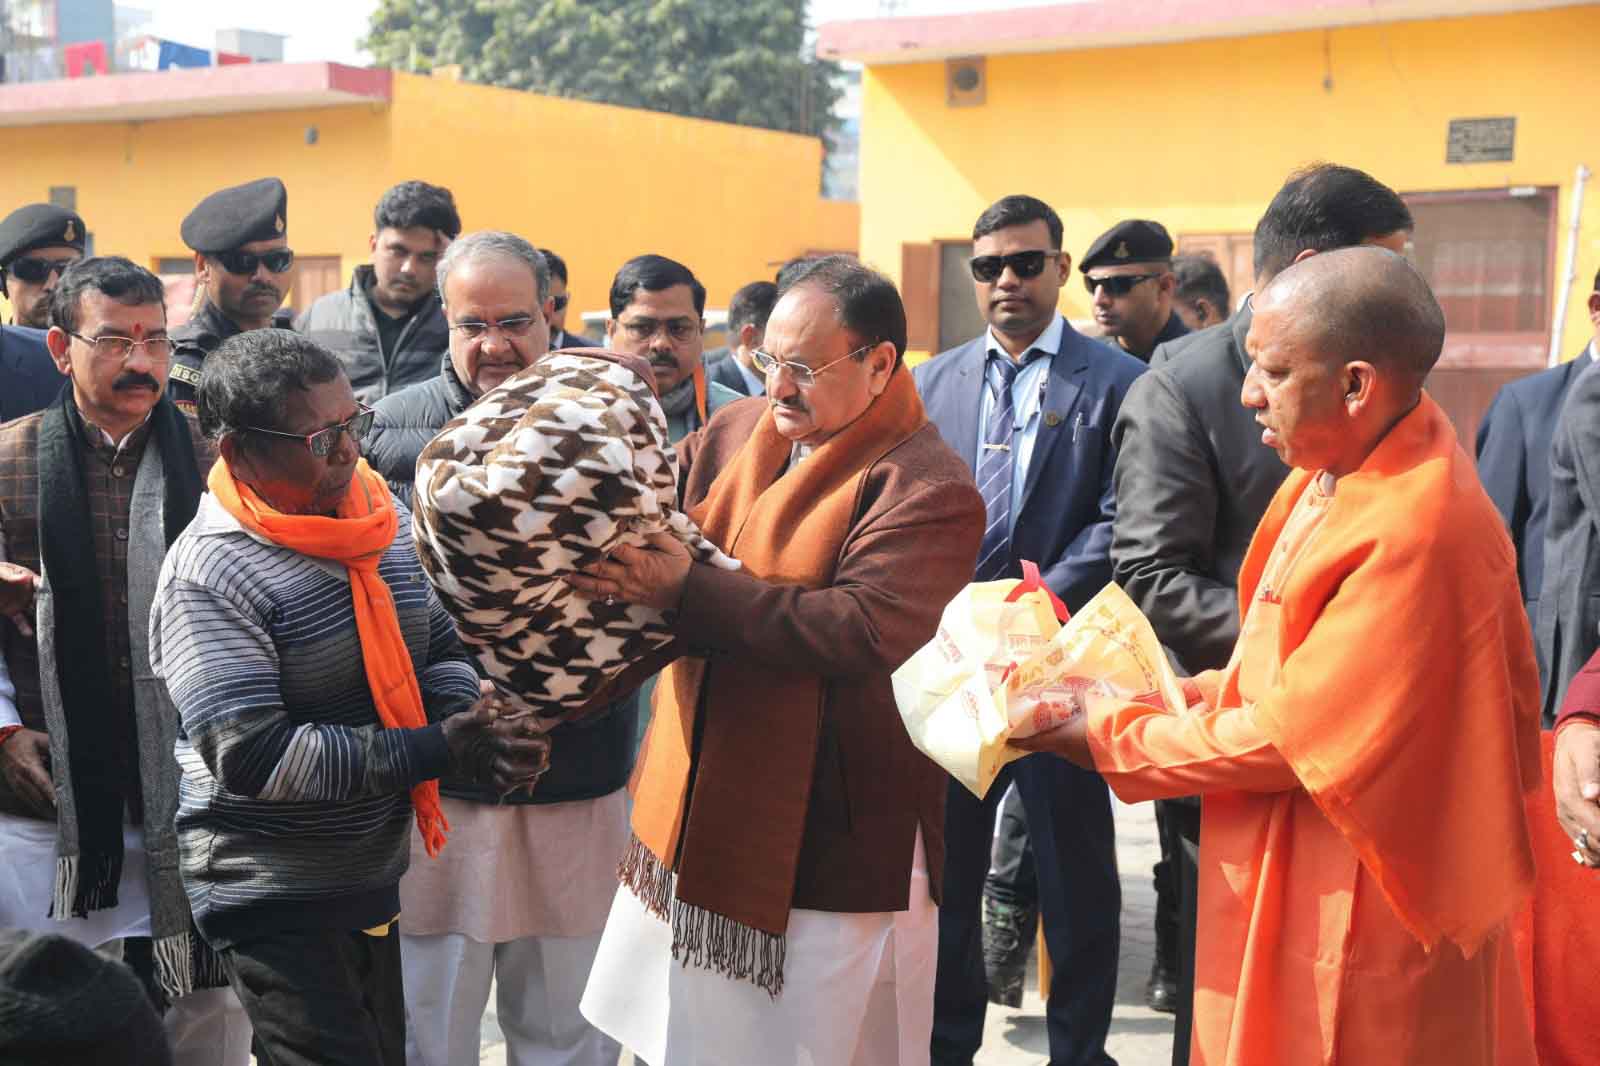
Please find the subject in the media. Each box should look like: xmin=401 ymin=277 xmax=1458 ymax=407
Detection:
xmin=0 ymin=814 xmax=152 ymax=944
xmin=0 ymin=813 xmax=252 ymax=1066
xmin=580 ymin=830 xmax=936 ymax=1066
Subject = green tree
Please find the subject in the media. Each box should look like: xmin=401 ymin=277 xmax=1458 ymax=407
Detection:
xmin=363 ymin=0 xmax=841 ymax=138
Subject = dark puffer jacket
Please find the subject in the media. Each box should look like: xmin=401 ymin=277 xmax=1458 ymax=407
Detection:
xmin=366 ymin=354 xmax=473 ymax=508
xmin=296 ymin=265 xmax=449 ymax=405
xmin=366 ymin=357 xmax=639 ymax=806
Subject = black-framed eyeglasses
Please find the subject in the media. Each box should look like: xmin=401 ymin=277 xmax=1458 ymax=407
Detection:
xmin=969 ymin=250 xmax=1060 ymax=284
xmin=8 ymin=256 xmax=78 ymax=284
xmin=247 ymin=406 xmax=375 ymax=458
xmin=750 ymin=343 xmax=873 ymax=388
xmin=551 ymin=293 xmax=570 ymax=312
xmin=67 ymin=332 xmax=175 ymax=362
xmin=448 ymin=315 xmax=539 ymax=341
xmin=213 ymin=248 xmax=296 ymax=276
xmin=1084 ymin=273 xmax=1160 ymax=297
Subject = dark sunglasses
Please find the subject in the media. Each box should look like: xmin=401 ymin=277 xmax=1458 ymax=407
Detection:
xmin=8 ymin=256 xmax=76 ymax=284
xmin=214 ymin=248 xmax=296 ymax=276
xmin=1084 ymin=273 xmax=1160 ymax=297
xmin=248 ymin=406 xmax=375 ymax=458
xmin=969 ymin=250 xmax=1060 ymax=284
xmin=551 ymin=293 xmax=570 ymax=312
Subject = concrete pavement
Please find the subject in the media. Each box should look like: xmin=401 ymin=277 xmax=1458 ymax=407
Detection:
xmin=478 ymin=796 xmax=1175 ymax=1066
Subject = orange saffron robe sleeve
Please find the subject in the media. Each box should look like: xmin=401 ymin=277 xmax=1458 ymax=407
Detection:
xmin=1085 ymin=395 xmax=1540 ymax=1066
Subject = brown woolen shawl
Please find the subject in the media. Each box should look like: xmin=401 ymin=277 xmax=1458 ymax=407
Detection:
xmin=622 ymin=365 xmax=928 ymax=996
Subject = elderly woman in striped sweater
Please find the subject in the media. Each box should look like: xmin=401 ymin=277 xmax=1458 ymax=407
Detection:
xmin=149 ymin=328 xmax=550 ymax=1065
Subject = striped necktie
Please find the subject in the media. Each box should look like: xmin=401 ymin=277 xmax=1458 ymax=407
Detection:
xmin=974 ymin=350 xmax=1043 ymax=581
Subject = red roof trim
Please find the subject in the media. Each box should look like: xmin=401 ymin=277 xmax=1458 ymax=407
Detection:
xmin=818 ymin=0 xmax=1586 ymax=63
xmin=0 ymin=62 xmax=391 ymax=122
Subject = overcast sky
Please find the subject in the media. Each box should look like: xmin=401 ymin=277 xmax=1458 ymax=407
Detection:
xmin=135 ymin=0 xmax=1070 ymax=65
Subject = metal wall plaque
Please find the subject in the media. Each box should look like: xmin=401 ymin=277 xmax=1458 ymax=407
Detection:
xmin=1447 ymin=117 xmax=1515 ymax=164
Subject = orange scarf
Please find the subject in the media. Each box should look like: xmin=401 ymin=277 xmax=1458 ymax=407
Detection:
xmin=1237 ymin=394 xmax=1539 ymax=953
xmin=208 ymin=457 xmax=450 ymax=857
xmin=628 ymin=366 xmax=927 ymax=946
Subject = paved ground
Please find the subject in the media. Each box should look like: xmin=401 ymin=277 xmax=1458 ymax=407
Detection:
xmin=479 ymin=796 xmax=1175 ymax=1066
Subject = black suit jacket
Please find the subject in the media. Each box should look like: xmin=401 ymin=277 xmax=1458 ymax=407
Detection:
xmin=1535 ymin=353 xmax=1600 ymax=721
xmin=705 ymin=353 xmax=757 ymax=397
xmin=0 ymin=326 xmax=64 ymax=424
xmin=1109 ymin=306 xmax=1289 ymax=674
xmin=1475 ymin=347 xmax=1592 ymax=632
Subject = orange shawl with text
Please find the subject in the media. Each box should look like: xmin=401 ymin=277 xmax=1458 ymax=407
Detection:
xmin=1088 ymin=393 xmax=1541 ymax=1064
xmin=209 ymin=457 xmax=451 ymax=856
xmin=1238 ymin=393 xmax=1540 ymax=956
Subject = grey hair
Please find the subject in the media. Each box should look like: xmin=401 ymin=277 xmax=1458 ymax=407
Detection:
xmin=436 ymin=230 xmax=550 ymax=306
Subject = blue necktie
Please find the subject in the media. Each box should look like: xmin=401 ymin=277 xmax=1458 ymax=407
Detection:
xmin=974 ymin=351 xmax=1040 ymax=581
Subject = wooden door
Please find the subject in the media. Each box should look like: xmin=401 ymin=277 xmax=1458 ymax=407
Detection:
xmin=288 ymin=256 xmax=343 ymax=314
xmin=1177 ymin=233 xmax=1254 ymax=308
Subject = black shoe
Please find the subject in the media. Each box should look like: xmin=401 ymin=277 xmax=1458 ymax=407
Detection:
xmin=1146 ymin=960 xmax=1178 ymax=1013
xmin=981 ymin=896 xmax=1036 ymax=1008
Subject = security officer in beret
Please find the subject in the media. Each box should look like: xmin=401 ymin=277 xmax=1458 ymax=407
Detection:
xmin=168 ymin=177 xmax=292 ymax=413
xmin=1082 ymin=219 xmax=1189 ymax=363
xmin=0 ymin=204 xmax=86 ymax=329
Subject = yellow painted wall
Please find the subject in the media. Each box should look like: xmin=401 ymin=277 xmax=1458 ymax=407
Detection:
xmin=858 ymin=4 xmax=1600 ymax=359
xmin=0 ymin=69 xmax=858 ymax=322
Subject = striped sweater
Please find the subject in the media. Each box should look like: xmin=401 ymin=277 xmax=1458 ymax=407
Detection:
xmin=149 ymin=493 xmax=480 ymax=949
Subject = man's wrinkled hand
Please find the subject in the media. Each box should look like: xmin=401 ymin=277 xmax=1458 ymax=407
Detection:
xmin=441 ymin=694 xmax=552 ymax=795
xmin=566 ymin=532 xmax=692 ymax=611
xmin=0 ymin=728 xmax=54 ymax=818
xmin=1008 ymin=712 xmax=1095 ymax=769
xmin=0 ymin=563 xmax=38 ymax=637
xmin=1555 ymin=721 xmax=1600 ymax=868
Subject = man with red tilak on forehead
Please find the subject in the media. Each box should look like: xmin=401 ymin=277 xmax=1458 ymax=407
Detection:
xmin=1019 ymin=246 xmax=1540 ymax=1066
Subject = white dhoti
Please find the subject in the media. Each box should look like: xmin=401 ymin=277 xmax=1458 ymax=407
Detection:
xmin=580 ymin=829 xmax=936 ymax=1066
xmin=400 ymin=791 xmax=628 ymax=1066
xmin=0 ymin=813 xmax=252 ymax=1066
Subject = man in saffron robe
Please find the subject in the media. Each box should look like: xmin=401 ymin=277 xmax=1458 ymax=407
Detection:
xmin=1017 ymin=246 xmax=1540 ymax=1066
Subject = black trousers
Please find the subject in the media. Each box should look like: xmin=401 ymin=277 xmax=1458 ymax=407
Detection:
xmin=1153 ymin=799 xmax=1183 ymax=967
xmin=221 ymin=924 xmax=406 ymax=1066
xmin=986 ymin=785 xmax=1035 ymax=908
xmin=1168 ymin=802 xmax=1201 ymax=1066
xmin=933 ymin=753 xmax=1121 ymax=1066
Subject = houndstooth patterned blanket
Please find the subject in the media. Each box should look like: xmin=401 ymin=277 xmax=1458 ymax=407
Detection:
xmin=411 ymin=350 xmax=738 ymax=719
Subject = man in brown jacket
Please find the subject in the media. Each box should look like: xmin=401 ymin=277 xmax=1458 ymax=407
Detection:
xmin=571 ymin=255 xmax=984 ymax=1065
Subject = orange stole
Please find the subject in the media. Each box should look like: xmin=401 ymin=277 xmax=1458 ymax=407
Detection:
xmin=629 ymin=366 xmax=926 ymax=936
xmin=1239 ymin=393 xmax=1540 ymax=955
xmin=208 ymin=457 xmax=451 ymax=856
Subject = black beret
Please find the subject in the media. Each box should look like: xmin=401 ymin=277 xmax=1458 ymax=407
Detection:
xmin=0 ymin=203 xmax=86 ymax=266
xmin=181 ymin=177 xmax=288 ymax=254
xmin=0 ymin=930 xmax=172 ymax=1065
xmin=1081 ymin=219 xmax=1175 ymax=273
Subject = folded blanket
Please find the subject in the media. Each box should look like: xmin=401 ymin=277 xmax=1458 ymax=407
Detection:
xmin=412 ymin=349 xmax=737 ymax=719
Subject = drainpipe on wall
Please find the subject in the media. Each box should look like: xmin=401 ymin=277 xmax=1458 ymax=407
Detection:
xmin=1550 ymin=163 xmax=1591 ymax=368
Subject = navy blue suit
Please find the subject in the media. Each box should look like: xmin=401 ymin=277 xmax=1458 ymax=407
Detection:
xmin=0 ymin=326 xmax=64 ymax=424
xmin=1476 ymin=347 xmax=1592 ymax=646
xmin=915 ymin=322 xmax=1144 ymax=1066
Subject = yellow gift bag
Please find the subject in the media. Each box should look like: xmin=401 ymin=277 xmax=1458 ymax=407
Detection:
xmin=891 ymin=561 xmax=1069 ymax=798
xmin=894 ymin=572 xmax=1185 ymax=799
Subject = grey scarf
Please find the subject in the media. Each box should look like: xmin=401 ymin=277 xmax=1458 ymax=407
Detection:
xmin=658 ymin=375 xmax=698 ymax=420
xmin=36 ymin=441 xmax=221 ymax=997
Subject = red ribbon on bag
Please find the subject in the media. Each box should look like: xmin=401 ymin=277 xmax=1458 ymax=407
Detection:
xmin=1002 ymin=559 xmax=1071 ymax=623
